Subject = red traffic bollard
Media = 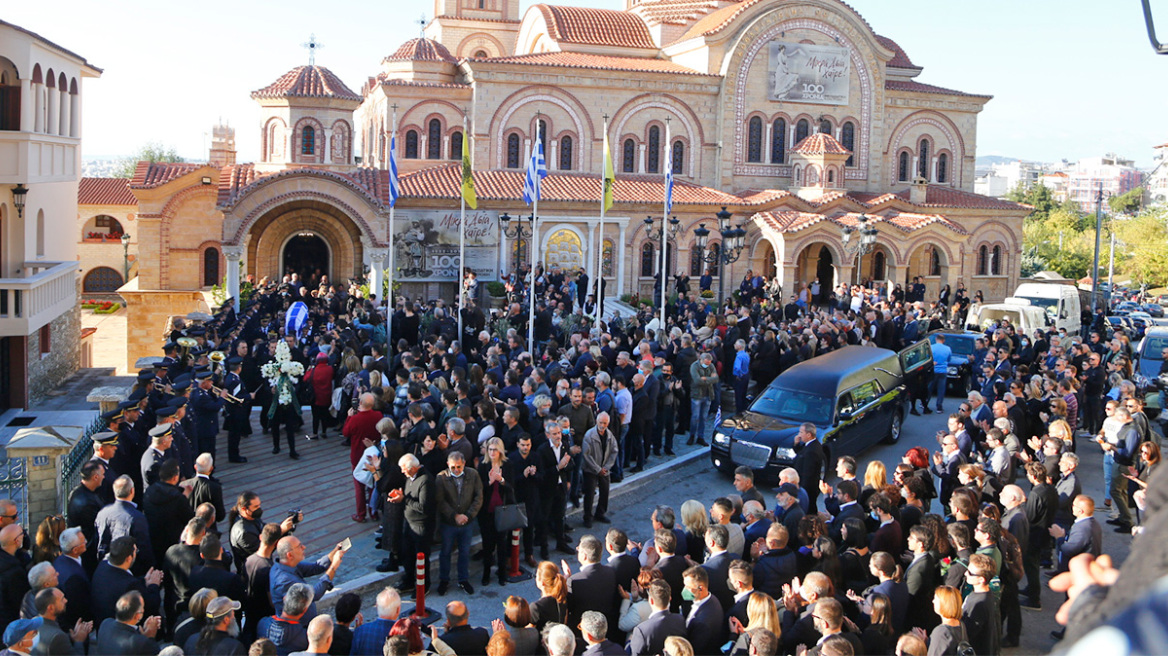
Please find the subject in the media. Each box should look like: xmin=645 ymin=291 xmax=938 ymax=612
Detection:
xmin=404 ymin=551 xmax=441 ymax=625
xmin=507 ymin=528 xmax=533 ymax=583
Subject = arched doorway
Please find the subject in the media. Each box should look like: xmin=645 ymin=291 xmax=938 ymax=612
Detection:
xmin=904 ymin=243 xmax=949 ymax=301
xmin=816 ymin=246 xmax=834 ymax=293
xmin=794 ymin=242 xmax=837 ymax=298
xmin=283 ymin=233 xmax=330 ymax=283
xmin=83 ymin=266 xmax=124 ymax=293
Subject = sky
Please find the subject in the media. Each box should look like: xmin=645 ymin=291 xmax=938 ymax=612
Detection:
xmin=8 ymin=0 xmax=1168 ymax=167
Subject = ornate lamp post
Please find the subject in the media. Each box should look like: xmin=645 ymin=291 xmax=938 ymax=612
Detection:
xmin=644 ymin=214 xmax=681 ymax=332
xmin=121 ymin=232 xmax=132 ymax=282
xmin=1142 ymin=0 xmax=1168 ymax=54
xmin=11 ymin=184 xmax=27 ymax=219
xmin=841 ymin=214 xmax=878 ymax=285
xmin=498 ymin=211 xmax=534 ymax=271
xmin=693 ymin=207 xmax=745 ymax=307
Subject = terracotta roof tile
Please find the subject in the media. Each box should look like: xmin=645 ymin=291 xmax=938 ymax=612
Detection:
xmin=754 ymin=209 xmax=967 ymax=235
xmin=251 ymin=65 xmax=361 ymax=102
xmin=370 ymin=74 xmax=469 ymax=90
xmin=630 ymin=0 xmax=728 ymax=26
xmin=484 ymin=52 xmax=709 ymax=75
xmin=892 ymin=184 xmax=1025 ymax=210
xmin=885 ymin=79 xmax=991 ymax=99
xmin=791 ymin=132 xmax=851 ymax=156
xmin=736 ymin=189 xmax=794 ymax=206
xmin=874 ymin=35 xmax=920 ymax=70
xmin=79 ymin=177 xmax=136 ymax=206
xmin=129 ymin=162 xmax=205 ymax=189
xmin=536 ymin=4 xmax=657 ymax=49
xmin=398 ymin=164 xmax=740 ymax=205
xmin=216 ymin=164 xmax=390 ymax=208
xmin=678 ymin=0 xmax=874 ymax=42
xmin=385 ymin=38 xmax=458 ymax=64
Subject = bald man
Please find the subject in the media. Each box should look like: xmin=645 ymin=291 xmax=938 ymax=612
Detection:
xmin=0 ymin=523 xmax=30 ymax=632
xmin=438 ymin=601 xmax=490 ymax=656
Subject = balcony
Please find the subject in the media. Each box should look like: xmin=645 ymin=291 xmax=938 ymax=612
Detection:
xmin=0 ymin=261 xmax=78 ymax=336
xmin=0 ymin=131 xmax=79 ymax=185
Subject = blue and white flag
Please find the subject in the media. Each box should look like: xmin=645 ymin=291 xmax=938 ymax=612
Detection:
xmin=523 ymin=124 xmax=548 ymax=206
xmin=285 ymin=301 xmax=308 ymax=335
xmin=712 ymin=405 xmax=722 ymax=432
xmin=387 ymin=135 xmax=400 ymax=208
xmin=664 ymin=139 xmax=675 ymax=215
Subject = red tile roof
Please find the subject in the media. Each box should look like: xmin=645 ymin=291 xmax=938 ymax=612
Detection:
xmin=385 ymin=38 xmax=458 ymax=64
xmin=736 ymin=189 xmax=794 ymax=206
xmin=874 ymin=35 xmax=920 ymax=70
xmin=885 ymin=79 xmax=991 ymax=99
xmin=79 ymin=177 xmax=136 ymax=206
xmin=791 ymin=132 xmax=851 ymax=156
xmin=678 ymin=0 xmax=874 ymax=42
xmin=129 ymin=162 xmax=206 ymax=189
xmin=892 ymin=184 xmax=1025 ymax=210
xmin=535 ymin=4 xmax=657 ymax=49
xmin=630 ymin=0 xmax=728 ymax=26
xmin=216 ymin=164 xmax=391 ymax=208
xmin=398 ymin=164 xmax=741 ymax=205
xmin=484 ymin=52 xmax=708 ymax=76
xmin=754 ymin=209 xmax=967 ymax=235
xmin=367 ymin=74 xmax=469 ymax=93
xmin=251 ymin=65 xmax=361 ymax=102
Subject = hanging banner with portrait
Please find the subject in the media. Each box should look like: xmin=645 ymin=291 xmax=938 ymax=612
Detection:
xmin=767 ymin=40 xmax=850 ymax=105
xmin=391 ymin=209 xmax=499 ymax=281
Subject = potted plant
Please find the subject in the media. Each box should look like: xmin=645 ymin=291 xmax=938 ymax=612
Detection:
xmin=486 ymin=281 xmax=507 ymax=309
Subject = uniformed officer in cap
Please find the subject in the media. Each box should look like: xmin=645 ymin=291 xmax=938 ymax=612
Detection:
xmin=222 ymin=356 xmax=251 ymax=463
xmin=102 ymin=407 xmax=144 ymax=493
xmin=191 ymin=369 xmax=227 ymax=459
xmin=141 ymin=423 xmax=174 ymax=490
xmin=86 ymin=431 xmax=119 ymax=505
xmin=161 ymin=398 xmax=195 ymax=478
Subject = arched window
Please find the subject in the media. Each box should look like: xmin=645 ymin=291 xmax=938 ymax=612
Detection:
xmin=841 ymin=121 xmax=855 ymax=167
xmin=647 ymin=126 xmax=661 ymax=173
xmin=204 ymin=248 xmax=220 ymax=287
xmin=672 ymin=140 xmax=684 ymax=174
xmin=405 ymin=130 xmax=419 ymax=159
xmin=873 ymin=251 xmax=886 ymax=280
xmin=930 ymin=248 xmax=942 ymax=276
xmin=474 ymin=50 xmax=488 ymax=59
xmin=478 ymin=0 xmax=485 ymax=7
xmin=427 ymin=119 xmax=442 ymax=159
xmin=827 ymin=169 xmax=835 ymax=183
xmin=771 ymin=118 xmax=786 ymax=163
xmin=917 ymin=138 xmax=930 ymax=180
xmin=898 ymin=151 xmax=910 ymax=182
xmin=301 ymin=125 xmax=315 ymax=155
xmin=690 ymin=245 xmax=706 ymax=276
xmin=819 ymin=118 xmax=832 ymax=134
xmin=82 ymin=267 xmax=124 ymax=293
xmin=746 ymin=117 xmax=762 ymax=163
xmin=449 ymin=131 xmax=463 ymax=160
xmin=623 ymin=138 xmax=636 ymax=173
xmin=991 ymin=245 xmax=1002 ymax=275
xmin=977 ymin=245 xmax=988 ymax=276
xmin=560 ymin=136 xmax=573 ymax=170
xmin=937 ymin=153 xmax=949 ymax=184
xmin=640 ymin=243 xmax=655 ymax=277
xmin=537 ymin=119 xmax=548 ymax=155
xmin=506 ymin=133 xmax=520 ymax=168
xmin=795 ymin=119 xmax=810 ymax=145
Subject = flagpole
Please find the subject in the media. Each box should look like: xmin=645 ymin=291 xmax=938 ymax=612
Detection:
xmin=458 ymin=113 xmax=468 ymax=344
xmin=660 ymin=119 xmax=670 ymax=336
xmin=596 ymin=114 xmax=609 ymax=335
xmin=386 ymin=104 xmax=398 ymax=353
xmin=527 ymin=119 xmax=540 ymax=354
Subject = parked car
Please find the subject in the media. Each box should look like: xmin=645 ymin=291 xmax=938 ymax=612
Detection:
xmin=1156 ymin=293 xmax=1168 ymax=306
xmin=926 ymin=330 xmax=981 ymax=396
xmin=1114 ymin=301 xmax=1142 ymax=315
xmin=1106 ymin=315 xmax=1135 ymax=338
xmin=710 ymin=342 xmax=932 ymax=480
xmin=1141 ymin=303 xmax=1165 ymax=318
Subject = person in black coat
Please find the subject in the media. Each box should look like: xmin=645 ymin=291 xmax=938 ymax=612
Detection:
xmin=604 ymin=529 xmax=640 ymax=594
xmin=53 ymin=529 xmax=93 ymax=627
xmin=0 ymin=523 xmax=29 ymax=637
xmin=94 ymin=475 xmax=155 ymax=577
xmin=700 ymin=526 xmax=736 ymax=612
xmin=66 ymin=461 xmax=106 ymax=575
xmin=142 ymin=460 xmax=194 ymax=567
xmin=903 ymin=526 xmax=939 ymax=632
xmin=163 ymin=519 xmax=205 ymax=633
xmin=682 ymin=566 xmax=725 ymax=656
xmin=510 ymin=435 xmax=543 ymax=567
xmin=90 ymin=537 xmax=163 ymax=629
xmin=651 ymin=530 xmax=689 ymax=613
xmin=752 ymin=523 xmax=797 ymax=599
xmin=792 ymin=424 xmax=825 ymax=512
xmin=189 ymin=534 xmax=246 ymax=603
xmin=628 ymin=579 xmax=687 ymax=656
xmin=438 ymin=600 xmax=490 ymax=656
xmin=535 ymin=423 xmax=572 ymax=558
xmin=388 ymin=454 xmax=435 ymax=593
xmin=566 ymin=535 xmax=621 ymax=643
xmin=94 ymin=590 xmax=162 ymax=656
xmin=189 ymin=456 xmax=227 ymax=526
xmin=374 ymin=435 xmax=406 ymax=573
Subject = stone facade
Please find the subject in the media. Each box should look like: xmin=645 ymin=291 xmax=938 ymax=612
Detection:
xmin=27 ymin=302 xmax=80 ymax=407
xmin=77 ymin=200 xmax=138 ymax=293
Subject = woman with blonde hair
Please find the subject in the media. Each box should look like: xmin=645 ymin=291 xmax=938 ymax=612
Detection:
xmin=730 ymin=592 xmax=781 ymax=655
xmin=664 ymin=636 xmax=695 ymax=656
xmin=477 ymin=436 xmax=515 ymax=586
xmin=680 ymin=500 xmax=709 ymax=563
xmin=861 ymin=460 xmax=887 ymax=507
xmin=926 ymin=586 xmax=967 ymax=656
xmin=530 ymin=561 xmax=568 ymax=631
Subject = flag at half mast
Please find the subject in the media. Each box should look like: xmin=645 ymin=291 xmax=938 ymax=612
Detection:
xmin=460 ymin=129 xmax=477 ymax=209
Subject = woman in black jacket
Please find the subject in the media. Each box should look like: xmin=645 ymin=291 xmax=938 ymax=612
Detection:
xmin=477 ymin=436 xmax=517 ymax=586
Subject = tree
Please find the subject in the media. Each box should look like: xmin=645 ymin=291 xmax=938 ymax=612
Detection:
xmin=1007 ymin=181 xmax=1057 ymax=222
xmin=113 ymin=141 xmax=185 ymax=178
xmin=1109 ymin=186 xmax=1144 ymax=215
xmin=1114 ymin=208 xmax=1168 ymax=287
xmin=1020 ymin=246 xmax=1048 ymax=278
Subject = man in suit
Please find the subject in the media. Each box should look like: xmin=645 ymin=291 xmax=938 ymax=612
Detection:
xmin=819 ymin=480 xmax=864 ymax=543
xmin=89 ymin=537 xmax=163 ymax=630
xmin=566 ymin=535 xmax=620 ymax=643
xmin=792 ymin=423 xmax=825 ymax=512
xmin=580 ymin=611 xmax=625 ymax=656
xmin=348 ymin=587 xmax=400 ymax=656
xmin=773 ymin=483 xmax=805 ymax=543
xmin=190 ymin=370 xmax=227 ymax=458
xmin=581 ymin=412 xmax=618 ymax=527
xmin=740 ymin=502 xmax=771 ymax=561
xmin=682 ymin=566 xmax=724 ymax=656
xmin=628 ymin=579 xmax=686 ymax=656
xmin=807 ymin=598 xmax=863 ymax=656
xmin=604 ymin=529 xmax=640 ymax=595
xmin=1021 ymin=462 xmax=1058 ymax=610
xmin=780 ymin=572 xmax=832 ymax=653
xmin=701 ymin=525 xmax=736 ymax=612
xmin=30 ymin=588 xmax=92 ymax=656
xmin=94 ymin=590 xmax=161 ymax=656
xmin=189 ymin=534 xmax=246 ymax=602
xmin=435 ymin=451 xmax=483 ymax=596
xmin=189 ymin=453 xmax=226 ymax=525
xmin=139 ymin=425 xmax=173 ymax=491
xmin=904 ymin=525 xmax=939 ymax=632
xmin=438 ymin=601 xmax=490 ymax=656
xmin=387 ymin=453 xmax=434 ymax=594
xmin=65 ymin=461 xmax=105 ymax=575
xmin=1049 ymin=494 xmax=1103 ymax=573
xmin=651 ymin=530 xmax=688 ymax=613
xmin=929 ymin=434 xmax=966 ymax=507
xmin=726 ymin=560 xmax=755 ymax=628
xmin=52 ymin=529 xmax=91 ymax=628
xmin=142 ymin=459 xmax=193 ymax=567
xmin=752 ymin=523 xmax=797 ymax=599
xmin=535 ymin=420 xmax=573 ymax=559
xmin=162 ymin=518 xmax=205 ymax=634
xmin=94 ymin=475 xmax=154 ymax=576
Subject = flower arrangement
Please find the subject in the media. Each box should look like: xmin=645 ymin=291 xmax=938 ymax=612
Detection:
xmin=261 ymin=340 xmax=305 ymax=414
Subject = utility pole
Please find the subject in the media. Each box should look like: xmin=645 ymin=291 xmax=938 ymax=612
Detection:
xmin=1090 ymin=181 xmax=1104 ymax=312
xmin=1107 ymin=231 xmax=1116 ymax=308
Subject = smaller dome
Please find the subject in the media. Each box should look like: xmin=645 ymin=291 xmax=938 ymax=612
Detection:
xmin=385 ymin=38 xmax=458 ymax=64
xmin=251 ymin=65 xmax=361 ymax=102
xmin=791 ymin=132 xmax=851 ymax=156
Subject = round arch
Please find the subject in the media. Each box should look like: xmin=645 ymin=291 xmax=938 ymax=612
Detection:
xmin=455 ymin=32 xmax=506 ymax=58
xmin=83 ymin=266 xmax=124 ymax=293
xmin=488 ymin=86 xmax=594 ymax=169
xmin=610 ymin=93 xmax=704 ymax=177
xmin=246 ymin=203 xmax=361 ymax=283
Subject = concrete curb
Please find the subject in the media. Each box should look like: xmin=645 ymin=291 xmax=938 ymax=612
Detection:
xmin=315 ymin=446 xmax=711 ymax=609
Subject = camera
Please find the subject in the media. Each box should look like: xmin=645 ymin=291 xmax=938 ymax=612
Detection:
xmin=287 ymin=509 xmax=302 ymax=532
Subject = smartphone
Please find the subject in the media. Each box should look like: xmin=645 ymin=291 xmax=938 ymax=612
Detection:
xmin=340 ymin=537 xmax=353 ymax=552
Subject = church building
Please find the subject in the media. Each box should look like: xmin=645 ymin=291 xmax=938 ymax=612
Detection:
xmin=110 ymin=0 xmax=1029 ymax=371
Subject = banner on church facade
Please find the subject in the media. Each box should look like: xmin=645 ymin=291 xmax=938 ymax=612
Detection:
xmin=391 ymin=209 xmax=499 ymax=281
xmin=767 ymin=40 xmax=850 ymax=105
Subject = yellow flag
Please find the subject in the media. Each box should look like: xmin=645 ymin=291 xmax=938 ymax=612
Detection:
xmin=461 ymin=129 xmax=477 ymax=209
xmin=603 ymin=131 xmax=615 ymax=212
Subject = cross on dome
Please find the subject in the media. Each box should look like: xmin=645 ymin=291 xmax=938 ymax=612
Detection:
xmin=301 ymin=34 xmax=323 ymax=65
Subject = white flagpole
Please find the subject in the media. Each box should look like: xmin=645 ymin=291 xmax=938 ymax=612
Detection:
xmin=596 ymin=114 xmax=608 ymax=335
xmin=386 ymin=105 xmax=397 ymax=351
xmin=458 ymin=113 xmax=468 ymax=343
xmin=527 ymin=119 xmax=540 ymax=354
xmin=660 ymin=119 xmax=670 ymax=336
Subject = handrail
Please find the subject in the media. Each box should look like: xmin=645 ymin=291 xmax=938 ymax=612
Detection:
xmin=0 ymin=261 xmax=76 ymax=288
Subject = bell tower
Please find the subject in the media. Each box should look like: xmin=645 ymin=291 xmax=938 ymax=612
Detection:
xmin=424 ymin=0 xmax=521 ymax=58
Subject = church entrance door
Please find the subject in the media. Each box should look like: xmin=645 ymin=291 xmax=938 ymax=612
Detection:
xmin=283 ymin=233 xmax=330 ymax=284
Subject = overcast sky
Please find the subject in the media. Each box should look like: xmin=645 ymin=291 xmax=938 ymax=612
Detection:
xmin=8 ymin=0 xmax=1166 ymax=167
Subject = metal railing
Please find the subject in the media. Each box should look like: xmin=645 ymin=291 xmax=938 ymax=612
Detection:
xmin=0 ymin=261 xmax=78 ymax=336
xmin=0 ymin=456 xmax=27 ymax=530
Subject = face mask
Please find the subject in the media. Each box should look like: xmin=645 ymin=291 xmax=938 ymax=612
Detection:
xmin=451 ymin=471 xmax=464 ymax=479
xmin=252 ymin=508 xmax=263 ymax=522
xmin=870 ymin=510 xmax=880 ymax=521
xmin=681 ymin=588 xmax=695 ymax=601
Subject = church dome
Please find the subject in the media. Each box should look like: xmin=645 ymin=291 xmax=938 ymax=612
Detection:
xmin=791 ymin=132 xmax=851 ymax=156
xmin=251 ymin=65 xmax=361 ymax=102
xmin=385 ymin=38 xmax=458 ymax=64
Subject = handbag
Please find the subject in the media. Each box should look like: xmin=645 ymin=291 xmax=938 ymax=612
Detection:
xmin=494 ymin=503 xmax=528 ymax=532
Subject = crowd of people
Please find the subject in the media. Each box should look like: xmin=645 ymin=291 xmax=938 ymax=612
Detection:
xmin=0 ymin=262 xmax=1164 ymax=656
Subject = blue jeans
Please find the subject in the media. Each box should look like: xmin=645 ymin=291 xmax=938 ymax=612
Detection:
xmin=439 ymin=523 xmax=472 ymax=583
xmin=691 ymin=396 xmax=711 ymax=443
xmin=928 ymin=372 xmax=948 ymax=410
xmin=1103 ymin=450 xmax=1115 ymax=502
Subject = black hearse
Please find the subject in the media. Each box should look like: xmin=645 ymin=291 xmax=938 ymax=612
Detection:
xmin=710 ymin=341 xmax=932 ymax=479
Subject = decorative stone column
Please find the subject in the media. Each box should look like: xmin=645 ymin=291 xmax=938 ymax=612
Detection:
xmin=86 ymin=385 xmax=131 ymax=416
xmin=5 ymin=426 xmax=84 ymax=526
xmin=617 ymin=222 xmax=628 ymax=297
xmin=368 ymin=250 xmax=386 ymax=304
xmin=224 ymin=246 xmax=243 ymax=312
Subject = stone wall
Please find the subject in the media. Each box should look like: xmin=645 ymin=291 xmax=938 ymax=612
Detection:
xmin=27 ymin=304 xmax=80 ymax=406
xmin=120 ymin=284 xmax=208 ymax=372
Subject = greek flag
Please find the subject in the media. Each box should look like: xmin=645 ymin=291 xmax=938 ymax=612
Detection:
xmin=387 ymin=135 xmax=400 ymax=208
xmin=712 ymin=406 xmax=722 ymax=432
xmin=523 ymin=124 xmax=548 ymax=205
xmin=664 ymin=140 xmax=675 ymax=215
xmin=285 ymin=301 xmax=308 ymax=335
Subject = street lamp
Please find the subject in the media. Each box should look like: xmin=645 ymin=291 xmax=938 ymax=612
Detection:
xmin=1142 ymin=0 xmax=1168 ymax=54
xmin=841 ymin=214 xmax=878 ymax=285
xmin=11 ymin=184 xmax=27 ymax=219
xmin=644 ymin=214 xmax=682 ymax=332
xmin=498 ymin=211 xmax=534 ymax=271
xmin=121 ymin=232 xmax=132 ymax=282
xmin=694 ymin=206 xmax=745 ymax=306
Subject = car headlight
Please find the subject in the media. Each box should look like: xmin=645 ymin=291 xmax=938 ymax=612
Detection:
xmin=773 ymin=447 xmax=796 ymax=460
xmin=947 ymin=366 xmax=958 ymax=375
xmin=713 ymin=432 xmax=730 ymax=446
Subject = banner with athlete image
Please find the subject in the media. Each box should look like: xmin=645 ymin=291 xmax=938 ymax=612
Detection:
xmin=767 ymin=40 xmax=850 ymax=105
xmin=391 ymin=209 xmax=499 ymax=281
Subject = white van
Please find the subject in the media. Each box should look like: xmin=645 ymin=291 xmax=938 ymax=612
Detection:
xmin=969 ymin=299 xmax=1051 ymax=336
xmin=1013 ymin=283 xmax=1083 ymax=336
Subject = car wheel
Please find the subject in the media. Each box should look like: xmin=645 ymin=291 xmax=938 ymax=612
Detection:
xmin=884 ymin=410 xmax=903 ymax=445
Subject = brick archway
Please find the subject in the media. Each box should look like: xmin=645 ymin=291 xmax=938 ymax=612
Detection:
xmin=246 ymin=201 xmax=365 ymax=283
